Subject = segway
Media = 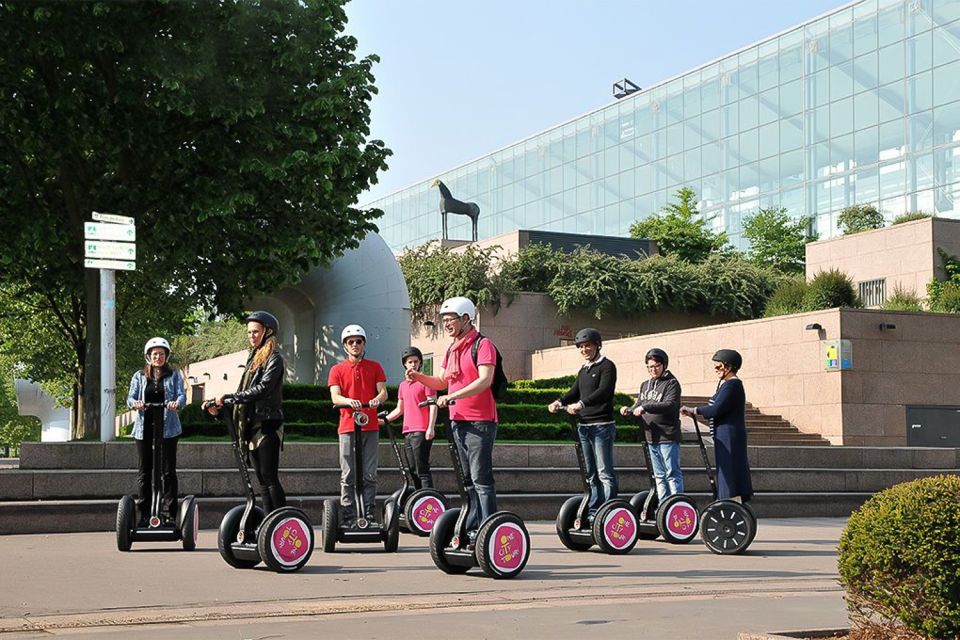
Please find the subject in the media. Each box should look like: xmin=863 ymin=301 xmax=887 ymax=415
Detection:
xmin=422 ymin=398 xmax=531 ymax=578
xmin=322 ymin=404 xmax=400 ymax=552
xmin=626 ymin=413 xmax=700 ymax=545
xmin=379 ymin=411 xmax=449 ymax=537
xmin=689 ymin=414 xmax=758 ymax=554
xmin=117 ymin=402 xmax=198 ymax=552
xmin=551 ymin=406 xmax=638 ymax=554
xmin=203 ymin=397 xmax=314 ymax=572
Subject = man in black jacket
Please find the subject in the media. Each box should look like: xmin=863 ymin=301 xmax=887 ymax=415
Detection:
xmin=621 ymin=348 xmax=684 ymax=500
xmin=548 ymin=328 xmax=618 ymax=517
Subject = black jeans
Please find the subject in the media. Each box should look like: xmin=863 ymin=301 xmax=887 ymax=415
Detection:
xmin=404 ymin=431 xmax=434 ymax=489
xmin=136 ymin=429 xmax=178 ymax=521
xmin=251 ymin=422 xmax=286 ymax=514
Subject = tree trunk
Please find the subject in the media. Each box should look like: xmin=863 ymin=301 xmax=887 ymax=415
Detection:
xmin=80 ymin=270 xmax=99 ymax=440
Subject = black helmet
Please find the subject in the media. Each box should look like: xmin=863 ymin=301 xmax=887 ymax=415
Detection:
xmin=712 ymin=349 xmax=742 ymax=371
xmin=645 ymin=348 xmax=668 ymax=368
xmin=243 ymin=310 xmax=279 ymax=336
xmin=574 ymin=328 xmax=602 ymax=347
xmin=401 ymin=346 xmax=423 ymax=365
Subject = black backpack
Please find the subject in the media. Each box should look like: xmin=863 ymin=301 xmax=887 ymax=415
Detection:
xmin=470 ymin=334 xmax=509 ymax=400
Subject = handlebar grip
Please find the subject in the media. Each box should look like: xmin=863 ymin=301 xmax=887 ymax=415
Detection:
xmin=418 ymin=398 xmax=455 ymax=408
xmin=333 ymin=403 xmax=372 ymax=410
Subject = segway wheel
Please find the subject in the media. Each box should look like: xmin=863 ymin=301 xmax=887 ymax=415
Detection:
xmin=116 ymin=495 xmax=136 ymax=552
xmin=629 ymin=491 xmax=661 ymax=540
xmin=591 ymin=500 xmax=639 ymax=555
xmin=699 ymin=500 xmax=754 ymax=555
xmin=404 ymin=489 xmax=448 ymax=537
xmin=555 ymin=496 xmax=592 ymax=551
xmin=429 ymin=508 xmax=469 ymax=574
xmin=743 ymin=502 xmax=759 ymax=547
xmin=322 ymin=499 xmax=339 ymax=553
xmin=218 ymin=504 xmax=264 ymax=568
xmin=476 ymin=511 xmax=531 ymax=579
xmin=179 ymin=496 xmax=199 ymax=551
xmin=656 ymin=494 xmax=699 ymax=544
xmin=382 ymin=499 xmax=400 ymax=553
xmin=257 ymin=507 xmax=314 ymax=572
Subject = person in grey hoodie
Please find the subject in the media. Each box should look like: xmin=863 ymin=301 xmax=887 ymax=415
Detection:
xmin=621 ymin=348 xmax=684 ymax=500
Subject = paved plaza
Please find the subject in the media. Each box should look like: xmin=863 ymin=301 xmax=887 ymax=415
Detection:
xmin=0 ymin=517 xmax=849 ymax=639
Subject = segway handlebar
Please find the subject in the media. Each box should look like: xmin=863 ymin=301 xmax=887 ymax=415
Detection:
xmin=418 ymin=398 xmax=456 ymax=408
xmin=332 ymin=402 xmax=376 ymax=410
xmin=200 ymin=395 xmax=240 ymax=412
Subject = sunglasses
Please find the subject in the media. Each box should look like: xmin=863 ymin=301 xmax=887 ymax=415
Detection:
xmin=345 ymin=339 xmax=365 ymax=346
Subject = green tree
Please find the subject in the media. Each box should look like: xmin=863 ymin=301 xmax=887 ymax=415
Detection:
xmin=741 ymin=207 xmax=816 ymax=275
xmin=837 ymin=204 xmax=885 ymax=235
xmin=629 ymin=187 xmax=729 ymax=263
xmin=0 ymin=2 xmax=390 ymax=436
xmin=398 ymin=244 xmax=503 ymax=322
xmin=171 ymin=318 xmax=249 ymax=369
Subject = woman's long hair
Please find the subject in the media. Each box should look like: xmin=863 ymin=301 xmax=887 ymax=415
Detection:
xmin=143 ymin=361 xmax=172 ymax=382
xmin=249 ymin=335 xmax=276 ymax=372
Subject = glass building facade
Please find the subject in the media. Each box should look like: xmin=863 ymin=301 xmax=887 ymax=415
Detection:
xmin=369 ymin=0 xmax=960 ymax=251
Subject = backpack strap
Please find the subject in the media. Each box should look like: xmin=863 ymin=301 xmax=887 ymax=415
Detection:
xmin=471 ymin=333 xmax=485 ymax=367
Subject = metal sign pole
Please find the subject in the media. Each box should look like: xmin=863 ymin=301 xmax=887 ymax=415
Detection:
xmin=100 ymin=268 xmax=116 ymax=442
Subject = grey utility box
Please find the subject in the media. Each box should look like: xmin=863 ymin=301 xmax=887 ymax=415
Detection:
xmin=906 ymin=406 xmax=960 ymax=447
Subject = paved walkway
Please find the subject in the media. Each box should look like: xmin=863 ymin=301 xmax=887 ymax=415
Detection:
xmin=0 ymin=518 xmax=850 ymax=639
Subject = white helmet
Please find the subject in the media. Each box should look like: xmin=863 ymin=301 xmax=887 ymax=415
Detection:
xmin=143 ymin=337 xmax=171 ymax=361
xmin=341 ymin=324 xmax=367 ymax=344
xmin=439 ymin=296 xmax=476 ymax=321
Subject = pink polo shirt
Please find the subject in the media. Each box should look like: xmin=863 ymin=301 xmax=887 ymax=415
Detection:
xmin=397 ymin=380 xmax=434 ymax=433
xmin=442 ymin=337 xmax=498 ymax=423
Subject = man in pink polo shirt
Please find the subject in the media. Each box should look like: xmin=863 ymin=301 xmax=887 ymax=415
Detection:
xmin=406 ymin=296 xmax=498 ymax=533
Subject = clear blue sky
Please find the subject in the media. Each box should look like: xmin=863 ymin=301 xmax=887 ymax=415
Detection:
xmin=346 ymin=0 xmax=847 ymax=205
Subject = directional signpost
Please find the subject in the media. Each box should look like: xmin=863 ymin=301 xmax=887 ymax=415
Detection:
xmin=84 ymin=212 xmax=137 ymax=442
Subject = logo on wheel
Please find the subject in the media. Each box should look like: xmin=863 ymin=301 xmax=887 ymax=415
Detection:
xmin=602 ymin=507 xmax=637 ymax=549
xmin=270 ymin=517 xmax=312 ymax=565
xmin=411 ymin=496 xmax=445 ymax=533
xmin=665 ymin=501 xmax=698 ymax=540
xmin=489 ymin=523 xmax=526 ymax=573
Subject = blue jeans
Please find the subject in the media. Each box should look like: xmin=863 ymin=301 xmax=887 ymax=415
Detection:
xmin=648 ymin=441 xmax=684 ymax=500
xmin=451 ymin=420 xmax=498 ymax=531
xmin=578 ymin=422 xmax=617 ymax=513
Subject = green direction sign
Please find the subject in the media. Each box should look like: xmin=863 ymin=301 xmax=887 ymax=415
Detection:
xmin=84 ymin=222 xmax=136 ymax=241
xmin=85 ymin=240 xmax=136 ymax=261
xmin=84 ymin=258 xmax=136 ymax=271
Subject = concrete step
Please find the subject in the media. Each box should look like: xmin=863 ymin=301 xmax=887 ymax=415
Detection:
xmin=0 ymin=491 xmax=876 ymax=535
xmin=19 ymin=442 xmax=959 ymax=471
xmin=1 ymin=466 xmax=951 ymax=500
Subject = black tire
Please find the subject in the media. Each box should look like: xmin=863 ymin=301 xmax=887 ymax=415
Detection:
xmin=591 ymin=500 xmax=639 ymax=555
xmin=629 ymin=490 xmax=661 ymax=540
xmin=655 ymin=494 xmax=699 ymax=545
xmin=322 ymin=499 xmax=339 ymax=553
xmin=699 ymin=500 xmax=754 ymax=555
xmin=476 ymin=511 xmax=531 ymax=578
xmin=116 ymin=495 xmax=136 ymax=552
xmin=743 ymin=502 xmax=758 ymax=547
xmin=218 ymin=504 xmax=264 ymax=568
xmin=257 ymin=507 xmax=314 ymax=572
xmin=429 ymin=507 xmax=470 ymax=574
xmin=555 ymin=496 xmax=592 ymax=551
xmin=383 ymin=499 xmax=400 ymax=552
xmin=180 ymin=497 xmax=198 ymax=551
xmin=404 ymin=489 xmax=449 ymax=537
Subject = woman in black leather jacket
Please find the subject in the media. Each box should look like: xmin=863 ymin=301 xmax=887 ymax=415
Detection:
xmin=212 ymin=310 xmax=287 ymax=514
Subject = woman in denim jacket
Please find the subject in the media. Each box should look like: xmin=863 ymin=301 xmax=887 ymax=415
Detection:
xmin=126 ymin=337 xmax=186 ymax=525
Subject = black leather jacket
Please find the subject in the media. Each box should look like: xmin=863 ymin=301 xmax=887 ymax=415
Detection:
xmin=232 ymin=350 xmax=284 ymax=423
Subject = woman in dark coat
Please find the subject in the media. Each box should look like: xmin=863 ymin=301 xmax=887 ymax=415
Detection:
xmin=681 ymin=349 xmax=753 ymax=502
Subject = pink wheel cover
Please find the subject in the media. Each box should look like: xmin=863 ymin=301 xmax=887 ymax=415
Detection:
xmin=487 ymin=522 xmax=527 ymax=573
xmin=269 ymin=516 xmax=312 ymax=566
xmin=602 ymin=507 xmax=638 ymax=549
xmin=664 ymin=501 xmax=698 ymax=540
xmin=410 ymin=496 xmax=445 ymax=533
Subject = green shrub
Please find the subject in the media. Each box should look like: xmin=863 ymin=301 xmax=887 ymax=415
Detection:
xmin=511 ymin=376 xmax=577 ymax=389
xmin=927 ymin=281 xmax=960 ymax=313
xmin=763 ymin=277 xmax=808 ymax=317
xmin=838 ymin=204 xmax=885 ymax=235
xmin=838 ymin=475 xmax=960 ymax=639
xmin=892 ymin=211 xmax=933 ymax=225
xmin=881 ymin=286 xmax=924 ymax=312
xmin=802 ymin=269 xmax=860 ymax=310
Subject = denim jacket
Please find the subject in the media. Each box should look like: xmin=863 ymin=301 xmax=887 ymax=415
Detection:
xmin=126 ymin=369 xmax=187 ymax=440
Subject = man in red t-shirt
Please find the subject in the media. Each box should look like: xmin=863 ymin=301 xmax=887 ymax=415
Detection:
xmin=406 ymin=296 xmax=498 ymax=534
xmin=329 ymin=324 xmax=387 ymax=525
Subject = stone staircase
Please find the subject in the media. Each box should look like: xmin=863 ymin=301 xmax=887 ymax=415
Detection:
xmin=680 ymin=396 xmax=829 ymax=446
xmin=1 ymin=441 xmax=956 ymax=534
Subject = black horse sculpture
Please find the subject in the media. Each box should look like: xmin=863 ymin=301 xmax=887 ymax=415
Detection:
xmin=432 ymin=179 xmax=479 ymax=242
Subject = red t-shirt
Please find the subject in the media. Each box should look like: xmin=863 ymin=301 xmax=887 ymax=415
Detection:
xmin=398 ymin=380 xmax=435 ymax=433
xmin=328 ymin=358 xmax=387 ymax=434
xmin=442 ymin=336 xmax=498 ymax=422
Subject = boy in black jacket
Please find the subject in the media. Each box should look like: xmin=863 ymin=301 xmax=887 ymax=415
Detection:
xmin=621 ymin=348 xmax=684 ymax=500
xmin=548 ymin=328 xmax=618 ymax=516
